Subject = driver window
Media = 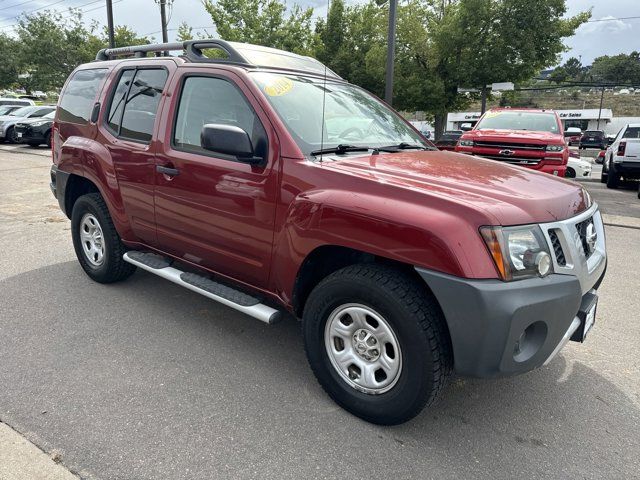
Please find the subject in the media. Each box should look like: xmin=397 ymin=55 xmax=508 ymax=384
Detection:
xmin=173 ymin=76 xmax=266 ymax=157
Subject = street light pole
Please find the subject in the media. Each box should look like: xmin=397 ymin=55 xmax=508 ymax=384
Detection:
xmin=106 ymin=0 xmax=115 ymax=48
xmin=384 ymin=0 xmax=397 ymax=105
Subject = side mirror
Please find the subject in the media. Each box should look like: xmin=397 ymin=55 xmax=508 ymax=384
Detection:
xmin=201 ymin=124 xmax=263 ymax=164
xmin=460 ymin=123 xmax=473 ymax=132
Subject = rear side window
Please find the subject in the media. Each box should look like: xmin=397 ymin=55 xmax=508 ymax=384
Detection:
xmin=58 ymin=69 xmax=107 ymax=124
xmin=106 ymin=68 xmax=168 ymax=143
xmin=622 ymin=127 xmax=640 ymax=139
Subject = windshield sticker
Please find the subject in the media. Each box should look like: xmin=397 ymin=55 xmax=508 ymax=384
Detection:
xmin=264 ymin=77 xmax=293 ymax=97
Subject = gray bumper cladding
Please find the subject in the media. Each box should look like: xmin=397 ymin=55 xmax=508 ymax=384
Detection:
xmin=415 ymin=268 xmax=584 ymax=378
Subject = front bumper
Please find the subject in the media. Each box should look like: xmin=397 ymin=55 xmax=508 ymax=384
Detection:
xmin=416 ymin=204 xmax=607 ymax=378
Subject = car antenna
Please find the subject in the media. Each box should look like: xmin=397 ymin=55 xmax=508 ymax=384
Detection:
xmin=318 ymin=0 xmax=330 ymax=163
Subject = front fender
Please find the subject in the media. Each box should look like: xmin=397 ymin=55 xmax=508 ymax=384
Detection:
xmin=271 ymin=188 xmax=495 ymax=304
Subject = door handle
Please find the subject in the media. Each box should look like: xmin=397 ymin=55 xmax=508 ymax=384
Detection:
xmin=156 ymin=165 xmax=180 ymax=177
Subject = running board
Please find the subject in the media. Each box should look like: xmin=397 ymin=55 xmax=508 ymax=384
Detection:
xmin=123 ymin=251 xmax=281 ymax=324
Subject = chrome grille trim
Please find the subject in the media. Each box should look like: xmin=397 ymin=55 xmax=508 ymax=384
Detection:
xmin=539 ymin=203 xmax=606 ymax=295
xmin=473 ymin=141 xmax=546 ymax=151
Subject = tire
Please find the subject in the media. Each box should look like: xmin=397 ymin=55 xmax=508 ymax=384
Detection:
xmin=565 ymin=167 xmax=576 ymax=178
xmin=303 ymin=264 xmax=452 ymax=425
xmin=71 ymin=193 xmax=136 ymax=283
xmin=27 ymin=142 xmax=40 ymax=147
xmin=45 ymin=131 xmax=51 ymax=148
xmin=606 ymin=164 xmax=620 ymax=189
xmin=6 ymin=127 xmax=18 ymax=144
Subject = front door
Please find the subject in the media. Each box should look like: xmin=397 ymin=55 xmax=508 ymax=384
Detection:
xmin=153 ymin=71 xmax=280 ymax=287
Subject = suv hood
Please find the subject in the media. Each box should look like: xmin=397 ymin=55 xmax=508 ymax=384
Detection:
xmin=0 ymin=115 xmax=26 ymax=122
xmin=463 ymin=129 xmax=563 ymax=143
xmin=321 ymin=150 xmax=590 ymax=225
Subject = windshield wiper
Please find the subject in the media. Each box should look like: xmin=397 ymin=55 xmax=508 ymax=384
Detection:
xmin=310 ymin=144 xmax=371 ymax=156
xmin=376 ymin=142 xmax=427 ymax=151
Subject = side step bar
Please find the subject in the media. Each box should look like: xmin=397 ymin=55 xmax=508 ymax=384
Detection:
xmin=123 ymin=251 xmax=281 ymax=324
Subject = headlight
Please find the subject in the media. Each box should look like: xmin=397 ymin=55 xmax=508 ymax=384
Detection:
xmin=480 ymin=225 xmax=553 ymax=281
xmin=458 ymin=139 xmax=474 ymax=147
xmin=546 ymin=144 xmax=564 ymax=152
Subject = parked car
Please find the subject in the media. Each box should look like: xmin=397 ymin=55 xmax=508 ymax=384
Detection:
xmin=0 ymin=105 xmax=21 ymax=116
xmin=14 ymin=110 xmax=55 ymax=147
xmin=566 ymin=149 xmax=592 ymax=178
xmin=434 ymin=130 xmax=462 ymax=151
xmin=595 ymin=150 xmax=606 ymax=164
xmin=564 ymin=127 xmax=582 ymax=146
xmin=51 ymin=40 xmax=607 ymax=425
xmin=601 ymin=123 xmax=640 ymax=188
xmin=579 ymin=130 xmax=606 ymax=150
xmin=455 ymin=108 xmax=569 ymax=176
xmin=0 ymin=97 xmax=35 ymax=107
xmin=606 ymin=134 xmax=616 ymax=146
xmin=0 ymin=105 xmax=56 ymax=143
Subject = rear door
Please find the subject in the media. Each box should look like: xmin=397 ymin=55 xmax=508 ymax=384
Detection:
xmin=152 ymin=69 xmax=280 ymax=287
xmin=100 ymin=64 xmax=173 ymax=246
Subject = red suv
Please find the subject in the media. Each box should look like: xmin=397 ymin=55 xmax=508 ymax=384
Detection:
xmin=455 ymin=108 xmax=569 ymax=177
xmin=50 ymin=40 xmax=607 ymax=424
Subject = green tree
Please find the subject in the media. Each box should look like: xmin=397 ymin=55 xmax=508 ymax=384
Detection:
xmin=176 ymin=21 xmax=194 ymax=42
xmin=0 ymin=33 xmax=20 ymax=89
xmin=590 ymin=52 xmax=640 ymax=84
xmin=202 ymin=0 xmax=316 ymax=55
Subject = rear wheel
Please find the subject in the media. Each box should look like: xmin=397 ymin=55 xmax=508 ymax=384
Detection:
xmin=606 ymin=163 xmax=620 ymax=189
xmin=71 ymin=193 xmax=136 ymax=283
xmin=303 ymin=264 xmax=452 ymax=425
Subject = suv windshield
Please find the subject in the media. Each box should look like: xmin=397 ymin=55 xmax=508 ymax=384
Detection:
xmin=476 ymin=111 xmax=559 ymax=133
xmin=250 ymin=73 xmax=425 ymax=156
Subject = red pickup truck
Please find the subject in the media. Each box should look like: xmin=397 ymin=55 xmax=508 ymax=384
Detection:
xmin=455 ymin=108 xmax=569 ymax=177
xmin=50 ymin=40 xmax=606 ymax=425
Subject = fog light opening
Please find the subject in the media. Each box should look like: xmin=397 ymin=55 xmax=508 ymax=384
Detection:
xmin=513 ymin=321 xmax=548 ymax=363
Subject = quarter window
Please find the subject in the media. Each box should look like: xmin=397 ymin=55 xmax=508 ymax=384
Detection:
xmin=58 ymin=69 xmax=107 ymax=124
xmin=173 ymin=76 xmax=266 ymax=158
xmin=106 ymin=68 xmax=168 ymax=143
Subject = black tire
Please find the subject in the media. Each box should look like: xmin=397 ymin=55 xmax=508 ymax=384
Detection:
xmin=606 ymin=164 xmax=620 ymax=189
xmin=565 ymin=167 xmax=576 ymax=178
xmin=27 ymin=142 xmax=40 ymax=147
xmin=303 ymin=264 xmax=452 ymax=425
xmin=45 ymin=131 xmax=51 ymax=148
xmin=6 ymin=127 xmax=18 ymax=144
xmin=71 ymin=193 xmax=136 ymax=283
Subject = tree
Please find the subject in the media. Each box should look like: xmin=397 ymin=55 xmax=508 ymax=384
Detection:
xmin=0 ymin=33 xmax=20 ymax=89
xmin=590 ymin=52 xmax=640 ymax=84
xmin=202 ymin=0 xmax=316 ymax=55
xmin=176 ymin=21 xmax=194 ymax=42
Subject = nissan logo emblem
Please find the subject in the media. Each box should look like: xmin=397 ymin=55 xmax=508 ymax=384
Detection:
xmin=499 ymin=149 xmax=515 ymax=156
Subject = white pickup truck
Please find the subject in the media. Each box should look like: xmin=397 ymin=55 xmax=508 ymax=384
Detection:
xmin=602 ymin=123 xmax=640 ymax=189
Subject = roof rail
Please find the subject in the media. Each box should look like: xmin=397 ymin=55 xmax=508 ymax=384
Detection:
xmin=95 ymin=39 xmax=249 ymax=65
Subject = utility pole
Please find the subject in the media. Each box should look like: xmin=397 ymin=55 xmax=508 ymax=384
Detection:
xmin=597 ymin=85 xmax=605 ymax=130
xmin=106 ymin=0 xmax=115 ymax=48
xmin=480 ymin=87 xmax=488 ymax=114
xmin=384 ymin=0 xmax=397 ymax=105
xmin=159 ymin=0 xmax=169 ymax=44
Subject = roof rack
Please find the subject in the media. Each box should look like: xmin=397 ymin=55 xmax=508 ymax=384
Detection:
xmin=95 ymin=39 xmax=342 ymax=80
xmin=95 ymin=39 xmax=249 ymax=64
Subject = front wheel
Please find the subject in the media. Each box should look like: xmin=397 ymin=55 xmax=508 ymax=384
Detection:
xmin=565 ymin=167 xmax=576 ymax=178
xmin=6 ymin=127 xmax=19 ymax=144
xmin=71 ymin=193 xmax=136 ymax=283
xmin=303 ymin=264 xmax=452 ymax=425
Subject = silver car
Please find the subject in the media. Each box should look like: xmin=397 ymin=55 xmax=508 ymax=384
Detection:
xmin=0 ymin=105 xmax=56 ymax=143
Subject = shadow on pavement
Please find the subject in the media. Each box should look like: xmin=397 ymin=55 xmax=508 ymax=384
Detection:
xmin=0 ymin=261 xmax=637 ymax=479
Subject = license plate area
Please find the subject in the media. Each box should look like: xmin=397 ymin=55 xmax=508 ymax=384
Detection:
xmin=571 ymin=292 xmax=597 ymax=343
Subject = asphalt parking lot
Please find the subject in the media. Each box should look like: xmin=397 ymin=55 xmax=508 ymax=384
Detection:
xmin=0 ymin=145 xmax=638 ymax=480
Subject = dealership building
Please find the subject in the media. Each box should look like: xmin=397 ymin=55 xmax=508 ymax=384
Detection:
xmin=446 ymin=109 xmax=615 ymax=132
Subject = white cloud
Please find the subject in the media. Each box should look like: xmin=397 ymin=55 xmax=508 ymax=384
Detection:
xmin=579 ymin=15 xmax=633 ymax=34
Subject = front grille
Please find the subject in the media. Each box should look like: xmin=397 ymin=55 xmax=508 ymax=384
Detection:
xmin=575 ymin=217 xmax=595 ymax=259
xmin=473 ymin=140 xmax=546 ymax=151
xmin=548 ymin=229 xmax=566 ymax=266
xmin=480 ymin=155 xmax=541 ymax=165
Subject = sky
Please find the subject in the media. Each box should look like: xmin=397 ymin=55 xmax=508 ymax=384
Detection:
xmin=0 ymin=0 xmax=638 ymax=66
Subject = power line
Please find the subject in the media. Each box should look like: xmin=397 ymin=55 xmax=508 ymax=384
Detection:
xmin=585 ymin=16 xmax=640 ymax=23
xmin=0 ymin=0 xmax=41 ymax=13
xmin=0 ymin=0 xmax=106 ymax=29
